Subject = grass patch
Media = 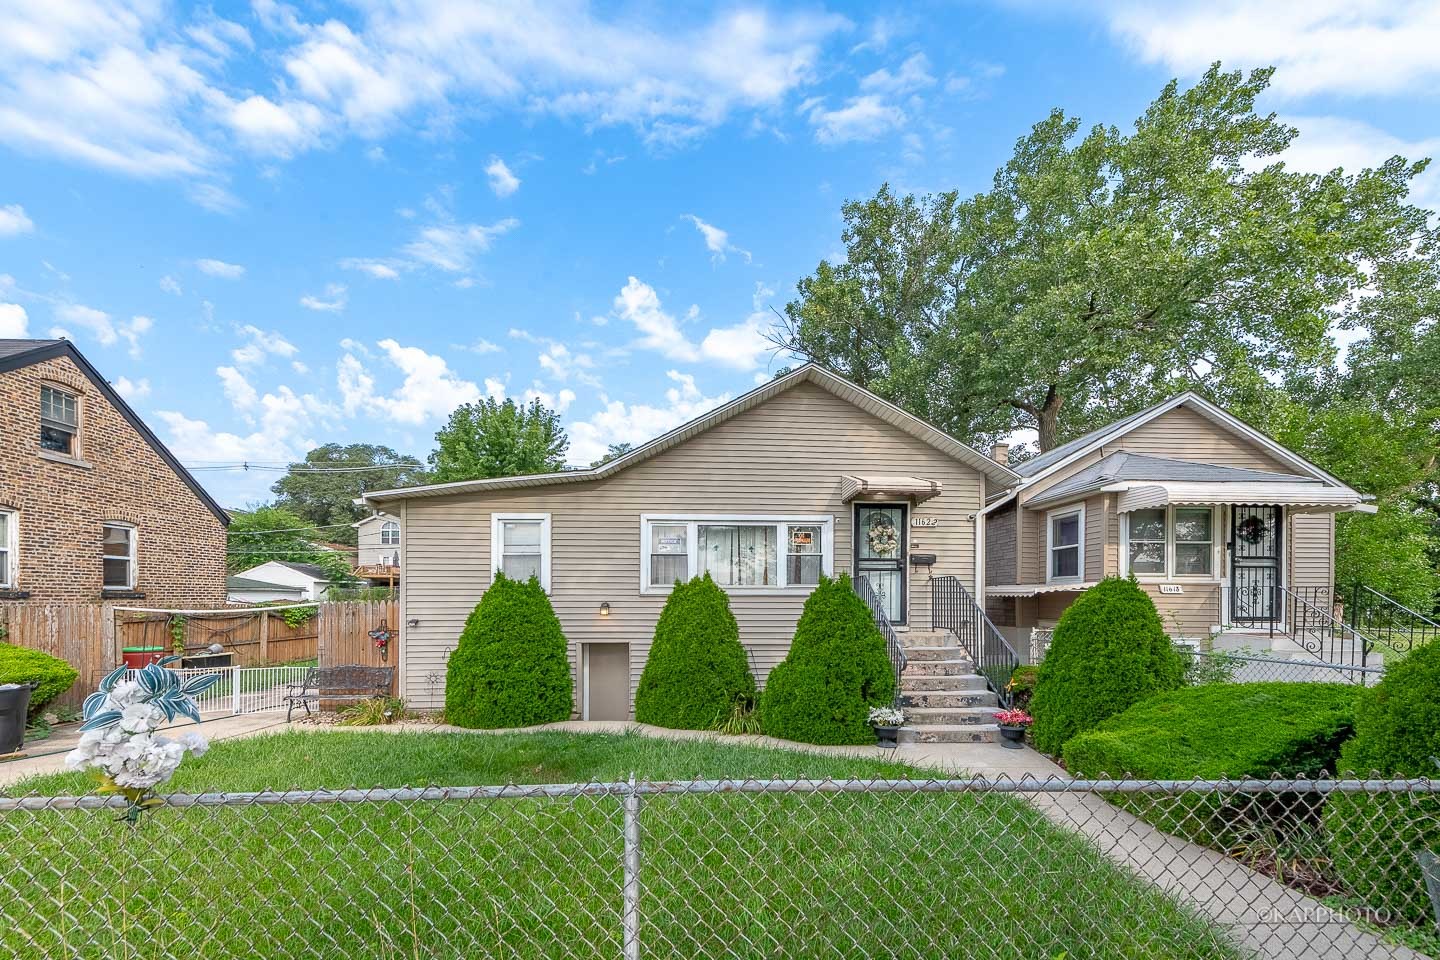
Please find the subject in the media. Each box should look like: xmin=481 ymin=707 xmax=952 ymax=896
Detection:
xmin=4 ymin=731 xmax=1243 ymax=960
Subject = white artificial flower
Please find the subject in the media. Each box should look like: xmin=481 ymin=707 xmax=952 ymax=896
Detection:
xmin=177 ymin=732 xmax=209 ymax=757
xmin=118 ymin=703 xmax=165 ymax=734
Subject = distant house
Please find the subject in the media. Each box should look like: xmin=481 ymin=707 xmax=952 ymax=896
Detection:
xmin=231 ymin=560 xmax=338 ymax=600
xmin=226 ymin=575 xmax=307 ymax=604
xmin=353 ymin=512 xmax=401 ymax=583
xmin=0 ymin=338 xmax=228 ymax=604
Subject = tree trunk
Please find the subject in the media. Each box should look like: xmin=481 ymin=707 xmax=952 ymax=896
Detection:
xmin=1036 ymin=389 xmax=1063 ymax=451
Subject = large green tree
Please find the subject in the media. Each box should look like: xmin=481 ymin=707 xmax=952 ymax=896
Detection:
xmin=226 ymin=505 xmax=356 ymax=582
xmin=779 ymin=65 xmax=1437 ymax=452
xmin=429 ymin=398 xmax=570 ymax=483
xmin=271 ymin=443 xmax=426 ymax=545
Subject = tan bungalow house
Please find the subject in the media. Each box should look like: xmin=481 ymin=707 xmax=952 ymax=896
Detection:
xmin=364 ymin=367 xmax=1370 ymax=733
xmin=982 ymin=392 xmax=1371 ymax=662
xmin=363 ymin=364 xmax=1019 ymax=733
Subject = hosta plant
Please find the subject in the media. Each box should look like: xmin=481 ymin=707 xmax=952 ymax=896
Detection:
xmin=65 ymin=659 xmax=219 ymax=821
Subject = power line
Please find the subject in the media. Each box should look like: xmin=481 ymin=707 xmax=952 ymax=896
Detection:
xmin=228 ymin=521 xmax=358 ymax=535
xmin=186 ymin=461 xmax=423 ymax=474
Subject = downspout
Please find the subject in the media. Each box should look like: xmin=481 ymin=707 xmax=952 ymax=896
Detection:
xmin=974 ymin=478 xmax=986 ymax=611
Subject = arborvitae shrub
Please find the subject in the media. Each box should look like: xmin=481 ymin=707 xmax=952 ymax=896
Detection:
xmin=760 ymin=574 xmax=896 ymax=745
xmin=444 ymin=573 xmax=572 ymax=728
xmin=1029 ymin=576 xmax=1186 ymax=755
xmin=634 ymin=573 xmax=755 ymax=730
xmin=1324 ymin=640 xmax=1440 ymax=926
xmin=0 ymin=642 xmax=79 ymax=719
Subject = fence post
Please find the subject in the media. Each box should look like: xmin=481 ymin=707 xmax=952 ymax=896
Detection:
xmin=231 ymin=666 xmax=241 ymax=716
xmin=258 ymin=611 xmax=269 ymax=663
xmin=622 ymin=773 xmax=642 ymax=960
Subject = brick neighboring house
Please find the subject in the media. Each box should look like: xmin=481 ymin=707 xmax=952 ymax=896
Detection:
xmin=0 ymin=339 xmax=229 ymax=605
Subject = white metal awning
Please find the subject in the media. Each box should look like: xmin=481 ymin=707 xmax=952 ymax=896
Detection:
xmin=987 ymin=582 xmax=1100 ymax=597
xmin=1109 ymin=481 xmax=1372 ymax=514
xmin=840 ymin=475 xmax=943 ymax=503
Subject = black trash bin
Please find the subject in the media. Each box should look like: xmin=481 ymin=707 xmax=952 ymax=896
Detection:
xmin=0 ymin=683 xmax=34 ymax=754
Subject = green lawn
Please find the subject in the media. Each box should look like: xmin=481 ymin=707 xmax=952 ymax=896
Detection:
xmin=4 ymin=731 xmax=1242 ymax=960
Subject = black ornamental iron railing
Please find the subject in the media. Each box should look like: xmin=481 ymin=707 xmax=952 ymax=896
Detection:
xmin=1249 ymin=585 xmax=1375 ymax=668
xmin=853 ymin=574 xmax=906 ymax=706
xmin=930 ymin=575 xmax=1019 ymax=708
xmin=1346 ymin=584 xmax=1439 ymax=658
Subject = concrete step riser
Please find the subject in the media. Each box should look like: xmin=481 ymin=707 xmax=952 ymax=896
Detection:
xmin=901 ymin=675 xmax=987 ymax=692
xmin=906 ymin=707 xmax=1001 ymax=725
xmin=904 ymin=646 xmax=967 ymax=662
xmin=902 ymin=660 xmax=976 ymax=677
xmin=902 ymin=691 xmax=999 ymax=709
xmin=914 ymin=727 xmax=999 ymax=744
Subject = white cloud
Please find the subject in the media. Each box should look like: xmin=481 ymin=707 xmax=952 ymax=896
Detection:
xmin=299 ymin=282 xmax=348 ymax=312
xmin=51 ymin=303 xmax=151 ymax=356
xmin=806 ymin=95 xmax=906 ymax=144
xmin=859 ymin=53 xmax=934 ymax=96
xmin=614 ymin=276 xmax=699 ymax=361
xmin=683 ymin=214 xmax=751 ymax=264
xmin=196 ymin=258 xmax=245 ymax=278
xmin=216 ymin=365 xmax=258 ymax=409
xmin=568 ymin=370 xmax=730 ymax=466
xmin=112 ymin=376 xmax=150 ymax=399
xmin=1270 ymin=115 xmax=1440 ymax=208
xmin=157 ymin=384 xmax=332 ymax=481
xmin=339 ymin=257 xmax=401 ymax=279
xmin=0 ymin=302 xmax=28 ymax=337
xmin=338 ymin=338 xmax=482 ymax=424
xmin=232 ymin=324 xmax=298 ymax=365
xmin=402 ymin=217 xmax=519 ymax=273
xmin=1105 ymin=1 xmax=1440 ymax=99
xmin=698 ymin=283 xmax=777 ymax=371
xmin=524 ymin=384 xmax=576 ymax=414
xmin=224 ymin=93 xmax=324 ymax=156
xmin=0 ymin=204 xmax=35 ymax=236
xmin=159 ymin=274 xmax=183 ymax=295
xmin=485 ymin=156 xmax=520 ymax=197
xmin=535 ymin=340 xmax=598 ymax=385
xmin=456 ymin=338 xmax=502 ymax=354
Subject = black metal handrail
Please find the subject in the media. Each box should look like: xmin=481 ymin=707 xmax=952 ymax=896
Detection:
xmin=1347 ymin=584 xmax=1439 ymax=657
xmin=1265 ymin=586 xmax=1376 ymax=668
xmin=930 ymin=576 xmax=1019 ymax=708
xmin=852 ymin=575 xmax=906 ymax=706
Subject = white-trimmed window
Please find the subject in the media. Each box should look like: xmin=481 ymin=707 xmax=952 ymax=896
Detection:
xmin=491 ymin=513 xmax=551 ymax=591
xmin=641 ymin=515 xmax=833 ymax=593
xmin=380 ymin=521 xmax=400 ymax=546
xmin=0 ymin=510 xmax=16 ymax=589
xmin=102 ymin=523 xmax=136 ymax=591
xmin=1124 ymin=506 xmax=1215 ymax=578
xmin=40 ymin=385 xmax=80 ymax=456
xmin=1047 ymin=506 xmax=1084 ymax=582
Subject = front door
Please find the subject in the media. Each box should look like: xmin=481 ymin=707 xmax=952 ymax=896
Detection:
xmin=855 ymin=504 xmax=907 ymax=625
xmin=1230 ymin=505 xmax=1283 ymax=625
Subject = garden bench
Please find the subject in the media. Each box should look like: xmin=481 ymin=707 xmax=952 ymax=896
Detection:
xmin=284 ymin=665 xmax=394 ymax=721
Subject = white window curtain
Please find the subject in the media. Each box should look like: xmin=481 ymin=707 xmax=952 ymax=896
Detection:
xmin=649 ymin=523 xmax=689 ymax=587
xmin=698 ymin=525 xmax=777 ymax=587
xmin=641 ymin=516 xmax=832 ymax=592
xmin=500 ymin=520 xmax=543 ymax=581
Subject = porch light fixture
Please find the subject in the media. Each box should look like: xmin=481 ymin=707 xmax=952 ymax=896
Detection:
xmin=599 ymin=602 xmax=611 ymax=617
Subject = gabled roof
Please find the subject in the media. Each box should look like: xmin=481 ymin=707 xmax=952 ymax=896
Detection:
xmin=1026 ymin=452 xmax=1316 ymax=507
xmin=0 ymin=339 xmax=229 ymax=524
xmin=226 ymin=575 xmax=306 ymax=594
xmin=353 ymin=512 xmax=397 ymax=528
xmin=363 ymin=363 xmax=1021 ymax=504
xmin=1009 ymin=392 xmax=1354 ymax=492
xmin=271 ymin=560 xmax=339 ymax=580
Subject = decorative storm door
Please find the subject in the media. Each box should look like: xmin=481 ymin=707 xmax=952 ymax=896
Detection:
xmin=1230 ymin=505 xmax=1282 ymax=625
xmin=855 ymin=504 xmax=907 ymax=625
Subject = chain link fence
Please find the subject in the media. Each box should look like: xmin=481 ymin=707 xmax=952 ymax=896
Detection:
xmin=3 ymin=776 xmax=1438 ymax=960
xmin=1184 ymin=649 xmax=1386 ymax=686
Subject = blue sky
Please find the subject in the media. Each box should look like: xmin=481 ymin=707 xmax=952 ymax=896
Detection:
xmin=1 ymin=1 xmax=1437 ymax=507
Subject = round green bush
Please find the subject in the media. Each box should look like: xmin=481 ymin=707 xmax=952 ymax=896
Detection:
xmin=444 ymin=572 xmax=572 ymax=729
xmin=760 ymin=574 xmax=897 ymax=745
xmin=0 ymin=642 xmax=79 ymax=719
xmin=1324 ymin=640 xmax=1440 ymax=926
xmin=1029 ymin=576 xmax=1187 ymax=756
xmin=634 ymin=573 xmax=755 ymax=730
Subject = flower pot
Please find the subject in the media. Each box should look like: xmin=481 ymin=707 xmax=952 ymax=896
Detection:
xmin=997 ymin=724 xmax=1028 ymax=750
xmin=874 ymin=725 xmax=900 ymax=749
xmin=0 ymin=683 xmax=34 ymax=754
xmin=121 ymin=646 xmax=166 ymax=669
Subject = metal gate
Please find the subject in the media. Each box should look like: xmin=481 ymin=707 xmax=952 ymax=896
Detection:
xmin=123 ymin=665 xmax=311 ymax=715
xmin=1230 ymin=505 xmax=1282 ymax=625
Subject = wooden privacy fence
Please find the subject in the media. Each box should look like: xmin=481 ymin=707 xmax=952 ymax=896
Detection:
xmin=1 ymin=601 xmax=399 ymax=708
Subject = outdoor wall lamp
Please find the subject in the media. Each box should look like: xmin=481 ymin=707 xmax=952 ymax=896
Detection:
xmin=599 ymin=602 xmax=611 ymax=617
xmin=407 ymin=618 xmax=420 ymax=628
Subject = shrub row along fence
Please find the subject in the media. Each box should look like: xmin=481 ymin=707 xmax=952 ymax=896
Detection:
xmin=1 ymin=601 xmax=397 ymax=709
xmin=2 ymin=776 xmax=1437 ymax=960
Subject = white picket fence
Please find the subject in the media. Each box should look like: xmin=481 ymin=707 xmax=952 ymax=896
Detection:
xmin=123 ymin=665 xmax=312 ymax=715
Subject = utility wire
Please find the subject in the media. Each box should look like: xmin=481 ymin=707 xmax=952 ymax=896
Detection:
xmin=228 ymin=521 xmax=358 ymax=535
xmin=186 ymin=462 xmax=423 ymax=474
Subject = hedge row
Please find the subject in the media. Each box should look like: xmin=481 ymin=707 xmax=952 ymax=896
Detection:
xmin=0 ymin=642 xmax=79 ymax=719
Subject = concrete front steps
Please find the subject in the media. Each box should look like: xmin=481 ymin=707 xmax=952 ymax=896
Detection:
xmin=898 ymin=629 xmax=1001 ymax=743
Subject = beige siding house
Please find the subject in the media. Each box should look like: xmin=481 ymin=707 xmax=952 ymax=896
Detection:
xmin=981 ymin=393 xmax=1370 ymax=662
xmin=363 ymin=365 xmax=1019 ymax=719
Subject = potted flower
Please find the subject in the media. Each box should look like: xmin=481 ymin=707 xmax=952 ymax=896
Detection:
xmin=867 ymin=705 xmax=906 ymax=749
xmin=994 ymin=708 xmax=1033 ymax=750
